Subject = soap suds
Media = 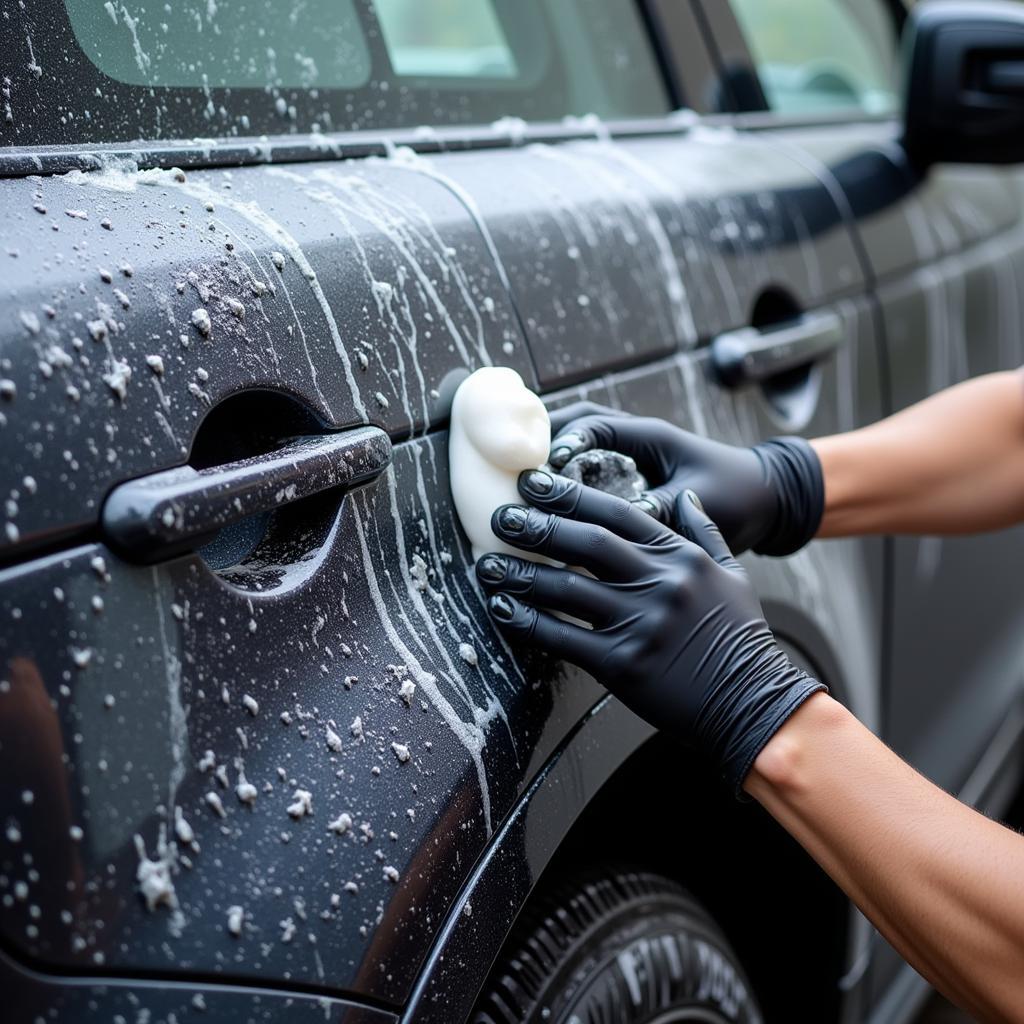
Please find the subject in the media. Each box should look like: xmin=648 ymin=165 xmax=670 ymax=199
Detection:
xmin=448 ymin=367 xmax=550 ymax=562
xmin=134 ymin=832 xmax=176 ymax=912
xmin=287 ymin=789 xmax=313 ymax=819
xmin=325 ymin=724 xmax=343 ymax=753
xmin=327 ymin=812 xmax=352 ymax=835
xmin=561 ymin=449 xmax=648 ymax=500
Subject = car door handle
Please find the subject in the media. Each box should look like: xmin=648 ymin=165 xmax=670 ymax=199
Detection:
xmin=711 ymin=311 xmax=843 ymax=388
xmin=102 ymin=426 xmax=392 ymax=563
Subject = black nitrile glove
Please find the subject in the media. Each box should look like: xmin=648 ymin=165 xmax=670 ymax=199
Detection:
xmin=477 ymin=470 xmax=826 ymax=796
xmin=548 ymin=402 xmax=824 ymax=556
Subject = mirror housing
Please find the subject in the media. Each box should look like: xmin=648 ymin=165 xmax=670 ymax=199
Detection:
xmin=903 ymin=0 xmax=1024 ymax=167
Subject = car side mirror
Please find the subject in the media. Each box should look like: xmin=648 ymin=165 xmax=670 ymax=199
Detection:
xmin=903 ymin=0 xmax=1024 ymax=168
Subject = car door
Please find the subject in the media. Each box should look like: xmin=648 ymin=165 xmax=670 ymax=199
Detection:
xmin=712 ymin=0 xmax=1024 ymax=1015
xmin=2 ymin=2 xmax=883 ymax=1022
xmin=404 ymin=124 xmax=889 ymax=1021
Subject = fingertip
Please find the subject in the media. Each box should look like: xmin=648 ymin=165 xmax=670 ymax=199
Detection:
xmin=487 ymin=593 xmax=517 ymax=622
xmin=630 ymin=494 xmax=662 ymax=520
xmin=548 ymin=431 xmax=587 ymax=469
xmin=675 ymin=488 xmax=708 ymax=524
xmin=491 ymin=504 xmax=528 ymax=538
xmin=674 ymin=489 xmax=735 ymax=566
xmin=517 ymin=468 xmax=555 ymax=498
xmin=476 ymin=554 xmax=507 ymax=585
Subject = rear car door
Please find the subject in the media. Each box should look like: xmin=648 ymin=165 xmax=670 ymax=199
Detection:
xmin=716 ymin=0 xmax=1024 ymax=1013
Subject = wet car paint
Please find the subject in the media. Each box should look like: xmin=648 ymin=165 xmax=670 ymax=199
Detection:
xmin=0 ymin=116 xmax=905 ymax=1019
xmin=0 ymin=158 xmax=535 ymax=560
xmin=2 ymin=4 xmax=1024 ymax=1024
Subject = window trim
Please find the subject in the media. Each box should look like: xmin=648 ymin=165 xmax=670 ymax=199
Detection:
xmin=0 ymin=115 xmax=698 ymax=179
xmin=637 ymin=0 xmax=740 ymax=115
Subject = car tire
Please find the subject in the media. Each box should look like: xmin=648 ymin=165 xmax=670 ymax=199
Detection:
xmin=473 ymin=869 xmax=763 ymax=1024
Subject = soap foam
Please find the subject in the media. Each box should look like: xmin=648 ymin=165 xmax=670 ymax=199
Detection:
xmin=448 ymin=367 xmax=550 ymax=563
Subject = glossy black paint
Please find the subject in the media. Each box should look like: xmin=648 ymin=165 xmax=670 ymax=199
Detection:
xmin=2 ymin=948 xmax=398 ymax=1024
xmin=0 ymin=159 xmax=532 ymax=561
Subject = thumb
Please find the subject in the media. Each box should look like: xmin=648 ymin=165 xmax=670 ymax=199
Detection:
xmin=675 ymin=490 xmax=743 ymax=571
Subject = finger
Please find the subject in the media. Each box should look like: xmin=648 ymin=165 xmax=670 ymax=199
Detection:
xmin=547 ymin=401 xmax=625 ymax=439
xmin=630 ymin=483 xmax=680 ymax=526
xmin=476 ymin=553 xmax=621 ymax=625
xmin=674 ymin=490 xmax=743 ymax=570
xmin=550 ymin=415 xmax=674 ymax=479
xmin=487 ymin=594 xmax=607 ymax=673
xmin=490 ymin=503 xmax=643 ymax=579
xmin=518 ymin=470 xmax=672 ymax=547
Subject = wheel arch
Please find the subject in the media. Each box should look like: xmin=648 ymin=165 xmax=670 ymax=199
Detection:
xmin=403 ymin=598 xmax=863 ymax=1023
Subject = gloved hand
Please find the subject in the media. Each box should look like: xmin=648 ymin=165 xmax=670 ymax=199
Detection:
xmin=548 ymin=402 xmax=824 ymax=556
xmin=476 ymin=470 xmax=826 ymax=796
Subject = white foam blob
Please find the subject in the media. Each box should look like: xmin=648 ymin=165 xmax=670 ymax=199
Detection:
xmin=449 ymin=367 xmax=550 ymax=562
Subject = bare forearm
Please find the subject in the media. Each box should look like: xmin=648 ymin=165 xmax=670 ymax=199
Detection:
xmin=746 ymin=693 xmax=1024 ymax=1023
xmin=813 ymin=370 xmax=1024 ymax=537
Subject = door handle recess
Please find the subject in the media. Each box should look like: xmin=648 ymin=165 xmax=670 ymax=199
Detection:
xmin=711 ymin=311 xmax=843 ymax=388
xmin=102 ymin=426 xmax=392 ymax=563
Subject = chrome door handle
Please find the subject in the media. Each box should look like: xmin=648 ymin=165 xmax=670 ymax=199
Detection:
xmin=711 ymin=311 xmax=843 ymax=388
xmin=102 ymin=426 xmax=392 ymax=563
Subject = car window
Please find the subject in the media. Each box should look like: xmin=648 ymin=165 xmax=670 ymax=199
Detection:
xmin=16 ymin=0 xmax=669 ymax=148
xmin=65 ymin=0 xmax=371 ymax=89
xmin=374 ymin=0 xmax=518 ymax=79
xmin=730 ymin=0 xmax=899 ymax=116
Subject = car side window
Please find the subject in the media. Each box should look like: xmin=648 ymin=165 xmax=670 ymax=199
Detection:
xmin=730 ymin=0 xmax=899 ymax=117
xmin=39 ymin=0 xmax=669 ymax=148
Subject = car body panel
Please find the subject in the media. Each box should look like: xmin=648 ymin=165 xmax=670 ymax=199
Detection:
xmin=436 ymin=134 xmax=864 ymax=387
xmin=1 ymin=948 xmax=399 ymax=1024
xmin=2 ymin=1 xmax=1023 ymax=1021
xmin=0 ymin=161 xmax=533 ymax=560
xmin=0 ymin=329 xmax=883 ymax=1023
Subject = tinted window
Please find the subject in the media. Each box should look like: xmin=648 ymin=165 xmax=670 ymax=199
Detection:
xmin=374 ymin=0 xmax=518 ymax=79
xmin=731 ymin=0 xmax=899 ymax=116
xmin=10 ymin=0 xmax=668 ymax=148
xmin=66 ymin=0 xmax=370 ymax=89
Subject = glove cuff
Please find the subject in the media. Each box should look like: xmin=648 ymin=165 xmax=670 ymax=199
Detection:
xmin=751 ymin=437 xmax=824 ymax=557
xmin=725 ymin=673 xmax=827 ymax=800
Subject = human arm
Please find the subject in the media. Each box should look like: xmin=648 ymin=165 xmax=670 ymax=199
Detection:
xmin=814 ymin=369 xmax=1024 ymax=536
xmin=479 ymin=473 xmax=1024 ymax=1023
xmin=748 ymin=693 xmax=1024 ymax=1023
xmin=549 ymin=368 xmax=1024 ymax=550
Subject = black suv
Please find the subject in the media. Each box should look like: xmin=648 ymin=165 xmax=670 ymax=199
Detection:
xmin=3 ymin=2 xmax=1024 ymax=1022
